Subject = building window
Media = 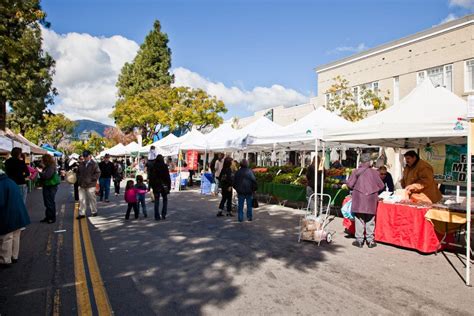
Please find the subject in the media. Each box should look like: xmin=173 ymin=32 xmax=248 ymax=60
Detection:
xmin=466 ymin=59 xmax=474 ymax=92
xmin=325 ymin=93 xmax=331 ymax=105
xmin=417 ymin=64 xmax=453 ymax=91
xmin=372 ymin=81 xmax=379 ymax=93
xmin=393 ymin=76 xmax=400 ymax=103
xmin=353 ymin=87 xmax=359 ymax=105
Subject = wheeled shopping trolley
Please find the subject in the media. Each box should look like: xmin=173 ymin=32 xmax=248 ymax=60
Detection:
xmin=298 ymin=193 xmax=335 ymax=245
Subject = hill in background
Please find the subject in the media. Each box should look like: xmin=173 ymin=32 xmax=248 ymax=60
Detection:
xmin=74 ymin=119 xmax=112 ymax=137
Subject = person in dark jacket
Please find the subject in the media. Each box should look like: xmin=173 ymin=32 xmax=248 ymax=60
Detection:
xmin=346 ymin=153 xmax=385 ymax=248
xmin=5 ymin=147 xmax=30 ymax=204
xmin=233 ymin=159 xmax=257 ymax=222
xmin=0 ymin=169 xmax=30 ymax=266
xmin=77 ymin=151 xmax=101 ymax=219
xmin=149 ymin=155 xmax=171 ymax=220
xmin=38 ymin=154 xmax=60 ymax=224
xmin=217 ymin=157 xmax=234 ymax=217
xmin=98 ymin=154 xmax=114 ymax=202
xmin=378 ymin=166 xmax=394 ymax=194
xmin=113 ymin=160 xmax=123 ymax=196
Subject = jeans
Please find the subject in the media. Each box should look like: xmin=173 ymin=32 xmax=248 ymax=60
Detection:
xmin=219 ymin=188 xmax=233 ymax=214
xmin=43 ymin=185 xmax=58 ymax=221
xmin=137 ymin=194 xmax=147 ymax=217
xmin=79 ymin=187 xmax=97 ymax=216
xmin=19 ymin=184 xmax=28 ymax=205
xmin=214 ymin=178 xmax=220 ymax=194
xmin=125 ymin=203 xmax=139 ymax=219
xmin=154 ymin=191 xmax=168 ymax=220
xmin=354 ymin=213 xmax=376 ymax=243
xmin=237 ymin=194 xmax=253 ymax=222
xmin=99 ymin=177 xmax=111 ymax=200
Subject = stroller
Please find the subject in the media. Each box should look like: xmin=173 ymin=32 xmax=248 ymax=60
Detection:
xmin=298 ymin=193 xmax=335 ymax=245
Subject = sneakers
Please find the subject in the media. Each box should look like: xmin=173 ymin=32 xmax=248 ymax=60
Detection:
xmin=352 ymin=240 xmax=364 ymax=248
xmin=367 ymin=241 xmax=377 ymax=248
xmin=92 ymin=213 xmax=98 ymax=217
xmin=40 ymin=218 xmax=49 ymax=223
xmin=216 ymin=211 xmax=224 ymax=217
xmin=76 ymin=215 xmax=85 ymax=220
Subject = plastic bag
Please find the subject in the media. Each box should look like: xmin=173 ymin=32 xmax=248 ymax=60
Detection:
xmin=66 ymin=170 xmax=77 ymax=184
xmin=341 ymin=199 xmax=354 ymax=220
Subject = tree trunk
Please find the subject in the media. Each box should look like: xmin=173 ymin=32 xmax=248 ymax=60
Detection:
xmin=0 ymin=98 xmax=6 ymax=131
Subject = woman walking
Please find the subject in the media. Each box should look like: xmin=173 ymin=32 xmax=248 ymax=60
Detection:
xmin=113 ymin=160 xmax=123 ymax=196
xmin=346 ymin=153 xmax=384 ymax=248
xmin=233 ymin=159 xmax=257 ymax=222
xmin=38 ymin=154 xmax=60 ymax=224
xmin=149 ymin=155 xmax=171 ymax=221
xmin=217 ymin=157 xmax=234 ymax=217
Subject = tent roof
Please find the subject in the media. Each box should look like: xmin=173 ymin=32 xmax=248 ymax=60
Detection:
xmin=42 ymin=144 xmax=63 ymax=157
xmin=16 ymin=134 xmax=48 ymax=155
xmin=205 ymin=123 xmax=242 ymax=151
xmin=242 ymin=107 xmax=352 ymax=150
xmin=124 ymin=141 xmax=140 ymax=152
xmin=139 ymin=134 xmax=179 ymax=154
xmin=161 ymin=129 xmax=208 ymax=154
xmin=323 ymin=80 xmax=468 ymax=148
xmin=100 ymin=143 xmax=130 ymax=157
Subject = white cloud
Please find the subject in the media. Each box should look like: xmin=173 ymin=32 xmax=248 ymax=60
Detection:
xmin=439 ymin=13 xmax=458 ymax=25
xmin=327 ymin=43 xmax=368 ymax=55
xmin=172 ymin=67 xmax=308 ymax=112
xmin=449 ymin=0 xmax=474 ymax=10
xmin=42 ymin=28 xmax=140 ymax=123
xmin=43 ymin=28 xmax=308 ymax=123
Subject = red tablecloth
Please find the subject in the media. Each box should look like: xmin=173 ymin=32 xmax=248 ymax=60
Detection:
xmin=343 ymin=202 xmax=446 ymax=254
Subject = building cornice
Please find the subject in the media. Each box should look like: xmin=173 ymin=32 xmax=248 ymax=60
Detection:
xmin=316 ymin=14 xmax=474 ymax=73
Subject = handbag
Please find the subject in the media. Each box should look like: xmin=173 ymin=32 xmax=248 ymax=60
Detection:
xmin=252 ymin=195 xmax=259 ymax=209
xmin=44 ymin=172 xmax=61 ymax=186
xmin=66 ymin=170 xmax=77 ymax=184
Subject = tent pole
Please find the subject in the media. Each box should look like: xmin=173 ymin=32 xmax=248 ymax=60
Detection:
xmin=314 ymin=138 xmax=318 ymax=216
xmin=320 ymin=142 xmax=325 ymax=213
xmin=467 ymin=120 xmax=472 ymax=286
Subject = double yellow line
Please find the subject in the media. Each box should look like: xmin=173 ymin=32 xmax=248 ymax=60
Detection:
xmin=73 ymin=203 xmax=113 ymax=315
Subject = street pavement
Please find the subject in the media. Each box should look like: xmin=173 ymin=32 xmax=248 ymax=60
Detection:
xmin=1 ymin=182 xmax=474 ymax=315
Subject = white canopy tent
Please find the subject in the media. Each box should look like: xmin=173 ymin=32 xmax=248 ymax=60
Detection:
xmin=323 ymin=80 xmax=471 ymax=286
xmin=138 ymin=133 xmax=179 ymax=154
xmin=227 ymin=117 xmax=285 ymax=150
xmin=205 ymin=123 xmax=242 ymax=151
xmin=323 ymin=80 xmax=468 ymax=146
xmin=99 ymin=143 xmax=130 ymax=157
xmin=124 ymin=141 xmax=141 ymax=153
xmin=161 ymin=129 xmax=208 ymax=156
xmin=241 ymin=107 xmax=353 ymax=151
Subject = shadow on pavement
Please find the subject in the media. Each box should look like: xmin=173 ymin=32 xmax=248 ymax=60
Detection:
xmin=90 ymin=189 xmax=343 ymax=315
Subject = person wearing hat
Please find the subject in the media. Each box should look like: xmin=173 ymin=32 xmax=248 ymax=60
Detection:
xmin=346 ymin=153 xmax=385 ymax=248
xmin=98 ymin=153 xmax=114 ymax=202
xmin=76 ymin=151 xmax=101 ymax=219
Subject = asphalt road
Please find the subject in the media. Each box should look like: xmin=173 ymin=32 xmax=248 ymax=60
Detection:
xmin=1 ymin=183 xmax=474 ymax=315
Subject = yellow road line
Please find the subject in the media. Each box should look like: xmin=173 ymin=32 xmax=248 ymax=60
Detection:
xmin=81 ymin=213 xmax=113 ymax=315
xmin=73 ymin=203 xmax=92 ymax=315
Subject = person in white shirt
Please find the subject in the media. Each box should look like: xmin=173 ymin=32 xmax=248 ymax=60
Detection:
xmin=214 ymin=154 xmax=224 ymax=195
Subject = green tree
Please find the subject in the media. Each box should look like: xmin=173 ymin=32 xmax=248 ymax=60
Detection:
xmin=71 ymin=133 xmax=107 ymax=156
xmin=0 ymin=0 xmax=56 ymax=131
xmin=116 ymin=20 xmax=174 ymax=100
xmin=18 ymin=113 xmax=75 ymax=147
xmin=324 ymin=75 xmax=388 ymax=122
xmin=112 ymin=86 xmax=227 ymax=143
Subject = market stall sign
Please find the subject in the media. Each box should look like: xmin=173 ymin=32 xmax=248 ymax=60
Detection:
xmin=186 ymin=150 xmax=199 ymax=171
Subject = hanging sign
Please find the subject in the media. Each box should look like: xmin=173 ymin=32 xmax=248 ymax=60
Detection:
xmin=186 ymin=150 xmax=199 ymax=170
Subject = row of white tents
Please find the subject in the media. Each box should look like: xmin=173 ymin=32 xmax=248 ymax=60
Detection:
xmin=96 ymin=80 xmax=472 ymax=285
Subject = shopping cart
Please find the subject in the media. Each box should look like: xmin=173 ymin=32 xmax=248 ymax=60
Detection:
xmin=298 ymin=193 xmax=335 ymax=245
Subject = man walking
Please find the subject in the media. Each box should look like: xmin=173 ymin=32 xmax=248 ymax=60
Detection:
xmin=98 ymin=154 xmax=114 ymax=202
xmin=233 ymin=159 xmax=257 ymax=222
xmin=77 ymin=151 xmax=101 ymax=219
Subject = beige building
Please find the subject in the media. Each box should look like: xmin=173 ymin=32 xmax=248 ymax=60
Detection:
xmin=316 ymin=14 xmax=474 ymax=108
xmin=234 ymin=98 xmax=317 ymax=128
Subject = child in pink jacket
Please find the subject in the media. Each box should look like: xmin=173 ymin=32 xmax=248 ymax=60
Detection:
xmin=124 ymin=180 xmax=147 ymax=219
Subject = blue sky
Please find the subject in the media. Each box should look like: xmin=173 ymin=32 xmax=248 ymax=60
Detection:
xmin=40 ymin=0 xmax=474 ymax=123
